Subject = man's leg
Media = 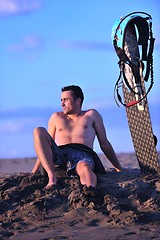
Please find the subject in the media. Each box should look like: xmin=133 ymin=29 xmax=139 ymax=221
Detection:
xmin=76 ymin=161 xmax=97 ymax=187
xmin=33 ymin=127 xmax=57 ymax=187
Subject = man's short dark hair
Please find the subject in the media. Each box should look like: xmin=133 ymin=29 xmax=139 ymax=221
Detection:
xmin=61 ymin=85 xmax=84 ymax=106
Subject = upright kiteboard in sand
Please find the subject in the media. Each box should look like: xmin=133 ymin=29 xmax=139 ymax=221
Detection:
xmin=112 ymin=12 xmax=159 ymax=175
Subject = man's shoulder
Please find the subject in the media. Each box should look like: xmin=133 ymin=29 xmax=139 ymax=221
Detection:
xmin=84 ymin=109 xmax=102 ymax=122
xmin=53 ymin=111 xmax=63 ymax=116
xmin=50 ymin=111 xmax=64 ymax=120
xmin=85 ymin=109 xmax=100 ymax=116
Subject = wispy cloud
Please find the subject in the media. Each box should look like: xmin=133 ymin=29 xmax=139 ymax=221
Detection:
xmin=57 ymin=40 xmax=113 ymax=51
xmin=0 ymin=106 xmax=54 ymax=119
xmin=0 ymin=120 xmax=26 ymax=134
xmin=7 ymin=35 xmax=45 ymax=52
xmin=57 ymin=39 xmax=160 ymax=51
xmin=6 ymin=35 xmax=45 ymax=60
xmin=0 ymin=0 xmax=42 ymax=16
xmin=0 ymin=117 xmax=46 ymax=134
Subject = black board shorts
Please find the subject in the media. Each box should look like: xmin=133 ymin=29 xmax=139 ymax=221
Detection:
xmin=51 ymin=137 xmax=106 ymax=174
xmin=51 ymin=140 xmax=95 ymax=176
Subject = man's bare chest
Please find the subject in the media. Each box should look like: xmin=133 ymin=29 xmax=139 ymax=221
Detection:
xmin=56 ymin=116 xmax=92 ymax=133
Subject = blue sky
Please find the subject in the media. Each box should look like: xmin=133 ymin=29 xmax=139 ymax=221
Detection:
xmin=0 ymin=0 xmax=160 ymax=158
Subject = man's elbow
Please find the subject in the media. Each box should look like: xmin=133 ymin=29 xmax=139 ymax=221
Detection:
xmin=100 ymin=141 xmax=111 ymax=151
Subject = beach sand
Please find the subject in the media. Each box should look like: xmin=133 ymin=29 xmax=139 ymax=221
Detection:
xmin=0 ymin=153 xmax=160 ymax=240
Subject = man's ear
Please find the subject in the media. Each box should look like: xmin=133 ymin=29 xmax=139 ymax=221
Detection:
xmin=76 ymin=98 xmax=81 ymax=105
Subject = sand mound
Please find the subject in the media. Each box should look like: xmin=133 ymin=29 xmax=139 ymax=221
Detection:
xmin=0 ymin=167 xmax=160 ymax=240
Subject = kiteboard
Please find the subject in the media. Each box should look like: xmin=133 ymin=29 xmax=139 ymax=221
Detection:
xmin=112 ymin=12 xmax=159 ymax=175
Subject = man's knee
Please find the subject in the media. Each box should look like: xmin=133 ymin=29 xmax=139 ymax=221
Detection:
xmin=33 ymin=127 xmax=49 ymax=141
xmin=76 ymin=161 xmax=92 ymax=175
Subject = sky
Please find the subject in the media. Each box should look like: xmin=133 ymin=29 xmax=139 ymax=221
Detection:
xmin=0 ymin=0 xmax=160 ymax=158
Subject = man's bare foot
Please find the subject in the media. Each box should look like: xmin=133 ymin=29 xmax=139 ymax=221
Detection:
xmin=45 ymin=177 xmax=57 ymax=189
xmin=82 ymin=185 xmax=98 ymax=197
xmin=44 ymin=183 xmax=56 ymax=190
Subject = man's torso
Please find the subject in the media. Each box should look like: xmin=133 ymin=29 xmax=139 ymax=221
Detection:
xmin=53 ymin=110 xmax=96 ymax=148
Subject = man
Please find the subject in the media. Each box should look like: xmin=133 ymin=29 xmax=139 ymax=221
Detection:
xmin=32 ymin=85 xmax=122 ymax=192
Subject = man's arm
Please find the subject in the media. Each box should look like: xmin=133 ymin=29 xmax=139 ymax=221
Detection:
xmin=99 ymin=140 xmax=122 ymax=172
xmin=48 ymin=113 xmax=57 ymax=138
xmin=93 ymin=110 xmax=122 ymax=172
xmin=32 ymin=158 xmax=41 ymax=173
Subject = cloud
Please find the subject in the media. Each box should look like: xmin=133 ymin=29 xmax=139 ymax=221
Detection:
xmin=57 ymin=40 xmax=113 ymax=51
xmin=7 ymin=35 xmax=45 ymax=52
xmin=0 ymin=120 xmax=25 ymax=133
xmin=6 ymin=35 xmax=45 ymax=59
xmin=56 ymin=39 xmax=160 ymax=52
xmin=0 ymin=106 xmax=54 ymax=119
xmin=0 ymin=117 xmax=47 ymax=134
xmin=0 ymin=0 xmax=42 ymax=16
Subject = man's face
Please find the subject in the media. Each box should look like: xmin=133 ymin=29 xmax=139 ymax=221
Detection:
xmin=61 ymin=90 xmax=77 ymax=114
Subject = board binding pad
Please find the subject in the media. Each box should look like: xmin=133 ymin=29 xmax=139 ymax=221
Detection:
xmin=112 ymin=12 xmax=159 ymax=175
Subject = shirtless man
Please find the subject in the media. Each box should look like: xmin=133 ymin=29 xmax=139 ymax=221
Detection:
xmin=32 ymin=85 xmax=122 ymax=191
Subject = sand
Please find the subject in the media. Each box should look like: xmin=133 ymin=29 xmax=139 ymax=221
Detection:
xmin=0 ymin=153 xmax=160 ymax=240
